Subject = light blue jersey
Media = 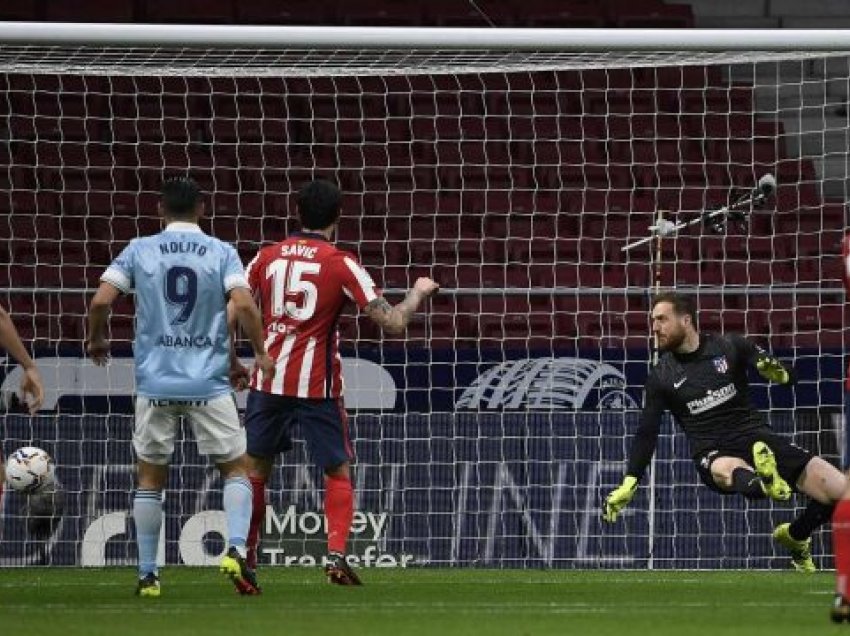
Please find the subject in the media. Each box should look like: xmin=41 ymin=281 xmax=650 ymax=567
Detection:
xmin=101 ymin=222 xmax=249 ymax=399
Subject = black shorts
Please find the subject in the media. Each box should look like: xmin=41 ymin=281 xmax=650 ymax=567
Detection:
xmin=244 ymin=389 xmax=354 ymax=470
xmin=693 ymin=429 xmax=813 ymax=495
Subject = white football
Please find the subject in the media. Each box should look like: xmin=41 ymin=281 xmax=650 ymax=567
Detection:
xmin=4 ymin=446 xmax=55 ymax=493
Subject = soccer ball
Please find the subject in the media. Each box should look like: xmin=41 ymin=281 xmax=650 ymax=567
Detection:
xmin=4 ymin=446 xmax=55 ymax=493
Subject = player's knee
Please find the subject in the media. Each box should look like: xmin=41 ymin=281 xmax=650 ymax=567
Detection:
xmin=214 ymin=450 xmax=251 ymax=479
xmin=136 ymin=458 xmax=169 ymax=489
xmin=711 ymin=471 xmax=734 ymax=489
xmin=246 ymin=454 xmax=274 ymax=480
xmin=797 ymin=457 xmax=847 ymax=503
xmin=205 ymin=432 xmax=248 ymax=474
xmin=709 ymin=458 xmax=743 ymax=488
xmin=324 ymin=462 xmax=350 ymax=480
xmin=819 ymin=462 xmax=848 ymax=502
xmin=826 ymin=472 xmax=848 ymax=503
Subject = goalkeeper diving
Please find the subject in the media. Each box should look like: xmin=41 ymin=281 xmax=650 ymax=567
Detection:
xmin=604 ymin=291 xmax=847 ymax=572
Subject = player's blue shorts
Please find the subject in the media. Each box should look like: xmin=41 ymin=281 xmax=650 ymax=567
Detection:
xmin=244 ymin=389 xmax=353 ymax=469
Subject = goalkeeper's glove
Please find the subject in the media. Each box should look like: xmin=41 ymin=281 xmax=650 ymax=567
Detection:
xmin=602 ymin=475 xmax=638 ymax=523
xmin=756 ymin=355 xmax=793 ymax=384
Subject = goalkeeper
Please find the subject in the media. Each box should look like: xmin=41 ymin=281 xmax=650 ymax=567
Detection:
xmin=603 ymin=291 xmax=847 ymax=572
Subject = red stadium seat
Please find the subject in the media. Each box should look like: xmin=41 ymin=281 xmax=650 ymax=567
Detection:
xmin=612 ymin=2 xmax=693 ymax=28
xmin=236 ymin=0 xmax=338 ymax=24
xmin=45 ymin=0 xmax=135 ymax=21
xmin=519 ymin=0 xmax=607 ymax=27
xmin=144 ymin=0 xmax=232 ymax=22
xmin=422 ymin=0 xmax=510 ymax=26
xmin=343 ymin=2 xmax=422 ymax=26
xmin=0 ymin=0 xmax=38 ymax=20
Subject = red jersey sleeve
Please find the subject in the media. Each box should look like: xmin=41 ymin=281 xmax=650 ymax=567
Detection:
xmin=842 ymin=235 xmax=850 ymax=296
xmin=336 ymin=252 xmax=381 ymax=310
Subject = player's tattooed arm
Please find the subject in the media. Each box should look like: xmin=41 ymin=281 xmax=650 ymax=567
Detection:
xmin=367 ymin=297 xmax=394 ymax=318
xmin=365 ymin=296 xmax=408 ymax=334
xmin=365 ymin=278 xmax=439 ymax=335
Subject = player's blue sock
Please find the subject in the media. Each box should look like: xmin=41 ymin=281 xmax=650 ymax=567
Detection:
xmin=223 ymin=476 xmax=252 ymax=558
xmin=133 ymin=489 xmax=162 ymax=578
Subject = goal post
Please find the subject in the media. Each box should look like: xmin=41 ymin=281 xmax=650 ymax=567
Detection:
xmin=0 ymin=24 xmax=846 ymax=570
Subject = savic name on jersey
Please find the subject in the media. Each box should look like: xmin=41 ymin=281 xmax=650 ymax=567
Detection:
xmin=280 ymin=244 xmax=318 ymax=259
xmin=246 ymin=232 xmax=380 ymax=400
xmin=686 ymin=383 xmax=738 ymax=415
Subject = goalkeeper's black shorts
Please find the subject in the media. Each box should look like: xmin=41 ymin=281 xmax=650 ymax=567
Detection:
xmin=692 ymin=428 xmax=814 ymax=495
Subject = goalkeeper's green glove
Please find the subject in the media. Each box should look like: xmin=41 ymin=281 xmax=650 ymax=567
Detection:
xmin=602 ymin=475 xmax=638 ymax=523
xmin=756 ymin=355 xmax=792 ymax=384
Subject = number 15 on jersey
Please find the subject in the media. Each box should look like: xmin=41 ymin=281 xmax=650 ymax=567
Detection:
xmin=266 ymin=259 xmax=321 ymax=321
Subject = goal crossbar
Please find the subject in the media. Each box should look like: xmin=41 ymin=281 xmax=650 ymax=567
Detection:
xmin=0 ymin=25 xmax=848 ymax=76
xmin=2 ymin=24 xmax=850 ymax=51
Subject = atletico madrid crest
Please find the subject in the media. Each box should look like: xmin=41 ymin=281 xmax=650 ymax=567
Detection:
xmin=713 ymin=356 xmax=729 ymax=374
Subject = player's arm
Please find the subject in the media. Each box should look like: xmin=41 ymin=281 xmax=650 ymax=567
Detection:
xmin=0 ymin=305 xmax=43 ymax=413
xmin=87 ymin=281 xmax=121 ymax=366
xmin=602 ymin=376 xmax=665 ymax=523
xmin=227 ymin=250 xmax=262 ymax=390
xmin=89 ymin=241 xmax=135 ymax=367
xmin=226 ymin=300 xmax=250 ymax=390
xmin=227 ymin=287 xmax=275 ymax=380
xmin=365 ymin=278 xmax=440 ymax=335
xmin=729 ymin=333 xmax=794 ymax=384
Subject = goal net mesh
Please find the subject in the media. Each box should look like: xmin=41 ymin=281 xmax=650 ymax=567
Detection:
xmin=0 ymin=45 xmax=846 ymax=569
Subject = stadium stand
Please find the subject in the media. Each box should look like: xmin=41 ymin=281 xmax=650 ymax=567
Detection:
xmin=0 ymin=0 xmax=844 ymax=354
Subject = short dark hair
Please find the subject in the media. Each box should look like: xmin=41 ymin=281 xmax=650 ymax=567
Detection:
xmin=652 ymin=291 xmax=697 ymax=325
xmin=161 ymin=176 xmax=201 ymax=218
xmin=297 ymin=179 xmax=341 ymax=230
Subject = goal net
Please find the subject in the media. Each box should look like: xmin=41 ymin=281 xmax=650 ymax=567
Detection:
xmin=0 ymin=26 xmax=846 ymax=569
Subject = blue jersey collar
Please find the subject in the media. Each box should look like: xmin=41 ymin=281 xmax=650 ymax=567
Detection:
xmin=164 ymin=221 xmax=204 ymax=234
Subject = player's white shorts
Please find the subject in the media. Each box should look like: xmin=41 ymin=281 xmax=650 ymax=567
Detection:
xmin=134 ymin=394 xmax=246 ymax=465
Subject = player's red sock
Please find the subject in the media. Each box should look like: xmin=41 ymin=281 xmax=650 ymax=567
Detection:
xmin=246 ymin=477 xmax=266 ymax=570
xmin=833 ymin=499 xmax=850 ymax=597
xmin=325 ymin=473 xmax=354 ymax=555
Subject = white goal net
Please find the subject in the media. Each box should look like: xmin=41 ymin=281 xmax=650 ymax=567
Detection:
xmin=0 ymin=26 xmax=846 ymax=569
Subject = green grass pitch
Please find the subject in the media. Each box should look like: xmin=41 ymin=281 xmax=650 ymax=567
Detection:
xmin=0 ymin=568 xmax=841 ymax=635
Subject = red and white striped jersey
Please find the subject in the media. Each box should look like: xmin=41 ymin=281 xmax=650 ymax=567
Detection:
xmin=245 ymin=231 xmax=381 ymax=399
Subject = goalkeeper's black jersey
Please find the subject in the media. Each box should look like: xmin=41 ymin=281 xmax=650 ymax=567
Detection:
xmin=626 ymin=333 xmax=768 ymax=479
